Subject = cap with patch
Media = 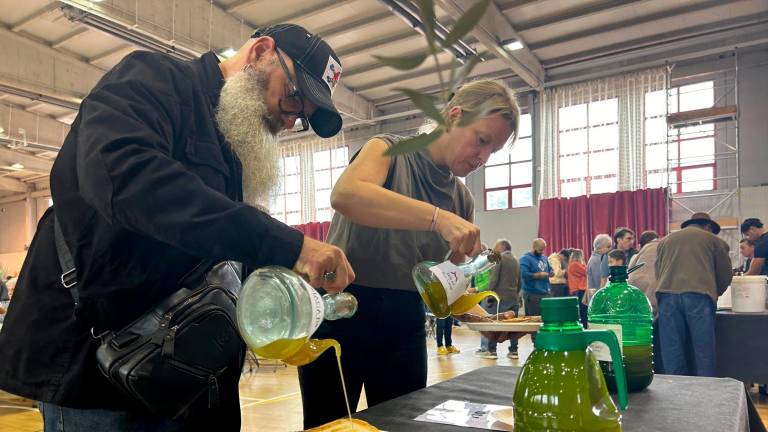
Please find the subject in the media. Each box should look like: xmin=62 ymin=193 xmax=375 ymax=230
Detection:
xmin=252 ymin=24 xmax=343 ymax=138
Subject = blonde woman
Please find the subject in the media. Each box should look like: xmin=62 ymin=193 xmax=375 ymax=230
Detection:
xmin=298 ymin=80 xmax=521 ymax=428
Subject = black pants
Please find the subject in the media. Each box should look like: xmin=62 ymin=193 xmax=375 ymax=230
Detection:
xmin=550 ymin=283 xmax=568 ymax=297
xmin=436 ymin=318 xmax=453 ymax=347
xmin=298 ymin=285 xmax=427 ymax=429
xmin=576 ymin=290 xmax=588 ymax=328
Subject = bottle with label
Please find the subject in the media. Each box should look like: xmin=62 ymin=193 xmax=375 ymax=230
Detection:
xmin=236 ymin=266 xmax=357 ymax=366
xmin=588 ymin=265 xmax=654 ymax=392
xmin=513 ymin=297 xmax=628 ymax=431
xmin=412 ymin=250 xmax=501 ymax=318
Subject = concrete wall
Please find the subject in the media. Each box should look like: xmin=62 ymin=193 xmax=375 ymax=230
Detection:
xmin=0 ymin=200 xmax=26 ymax=253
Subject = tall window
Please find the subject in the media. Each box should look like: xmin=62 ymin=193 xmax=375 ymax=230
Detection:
xmin=484 ymin=113 xmax=533 ymax=210
xmin=270 ymin=155 xmax=301 ymax=225
xmin=313 ymin=147 xmax=348 ymax=222
xmin=644 ymin=81 xmax=715 ymax=193
xmin=557 ymin=99 xmax=619 ymax=198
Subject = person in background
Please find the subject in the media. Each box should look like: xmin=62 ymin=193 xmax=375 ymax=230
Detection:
xmin=614 ymin=227 xmax=638 ymax=264
xmin=735 ymin=238 xmax=755 ymax=275
xmin=435 ymin=316 xmax=459 ymax=355
xmin=607 ymin=249 xmax=626 ymax=267
xmin=548 ymin=248 xmax=571 ymax=297
xmin=567 ymin=249 xmax=588 ymax=326
xmin=299 ymin=79 xmax=521 ymax=429
xmin=628 ymin=230 xmax=663 ymax=373
xmin=476 ymin=238 xmax=521 ymax=360
xmin=520 ymin=239 xmax=553 ymax=317
xmin=585 ymin=234 xmax=612 ymax=307
xmin=656 ymin=212 xmax=732 ymax=377
xmin=741 ymin=218 xmax=767 ymax=276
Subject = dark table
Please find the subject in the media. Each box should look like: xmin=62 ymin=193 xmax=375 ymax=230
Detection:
xmin=717 ymin=311 xmax=768 ymax=384
xmin=356 ymin=366 xmax=763 ymax=432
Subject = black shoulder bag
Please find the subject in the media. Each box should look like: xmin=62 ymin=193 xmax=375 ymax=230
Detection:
xmin=53 ymin=215 xmax=244 ymax=419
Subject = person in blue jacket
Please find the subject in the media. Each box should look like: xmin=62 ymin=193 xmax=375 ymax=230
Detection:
xmin=519 ymin=238 xmax=554 ymax=317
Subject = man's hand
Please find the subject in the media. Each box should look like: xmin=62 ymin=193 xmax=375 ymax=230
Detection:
xmin=293 ymin=236 xmax=355 ymax=293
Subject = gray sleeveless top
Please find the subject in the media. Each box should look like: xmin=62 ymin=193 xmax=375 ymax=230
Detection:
xmin=326 ymin=134 xmax=474 ymax=291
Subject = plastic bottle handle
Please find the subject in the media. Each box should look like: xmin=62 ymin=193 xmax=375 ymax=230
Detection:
xmin=583 ymin=329 xmax=629 ymax=410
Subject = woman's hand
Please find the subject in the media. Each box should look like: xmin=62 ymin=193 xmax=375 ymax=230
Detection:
xmin=434 ymin=210 xmax=482 ymax=258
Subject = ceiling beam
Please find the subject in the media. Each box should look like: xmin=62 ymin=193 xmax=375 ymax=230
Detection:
xmin=52 ymin=27 xmax=90 ymax=49
xmin=24 ymin=102 xmax=47 ymax=112
xmin=0 ymin=147 xmax=54 ymax=175
xmin=0 ymin=176 xmax=28 ymax=193
xmin=435 ymin=0 xmax=545 ymax=89
xmin=337 ymin=32 xmax=421 ymax=58
xmin=527 ymin=0 xmax=734 ymax=51
xmin=89 ymin=44 xmax=134 ymax=64
xmin=317 ymin=12 xmax=394 ymax=39
xmin=269 ymin=0 xmax=347 ymax=24
xmin=499 ymin=0 xmax=541 ymax=10
xmin=514 ymin=0 xmax=647 ymax=32
xmin=225 ymin=0 xmax=266 ymax=13
xmin=11 ymin=2 xmax=62 ymax=33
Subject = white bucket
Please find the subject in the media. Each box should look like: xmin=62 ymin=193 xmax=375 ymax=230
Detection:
xmin=731 ymin=275 xmax=767 ymax=313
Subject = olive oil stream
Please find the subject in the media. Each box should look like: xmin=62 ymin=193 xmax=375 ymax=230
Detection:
xmin=254 ymin=338 xmax=352 ymax=420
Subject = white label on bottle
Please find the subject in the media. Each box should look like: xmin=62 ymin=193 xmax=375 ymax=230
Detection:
xmin=587 ymin=323 xmax=623 ymax=362
xmin=429 ymin=260 xmax=468 ymax=306
xmin=305 ymin=284 xmax=325 ymax=334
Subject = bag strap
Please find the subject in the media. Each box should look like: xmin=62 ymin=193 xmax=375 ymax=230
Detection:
xmin=53 ymin=215 xmax=80 ymax=308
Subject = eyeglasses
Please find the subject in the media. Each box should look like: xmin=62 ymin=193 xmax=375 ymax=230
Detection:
xmin=275 ymin=49 xmax=309 ymax=132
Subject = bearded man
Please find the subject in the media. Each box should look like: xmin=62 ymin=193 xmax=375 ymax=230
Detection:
xmin=0 ymin=24 xmax=354 ymax=431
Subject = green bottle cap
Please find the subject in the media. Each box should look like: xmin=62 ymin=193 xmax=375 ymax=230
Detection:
xmin=541 ymin=297 xmax=579 ymax=323
xmin=608 ymin=265 xmax=628 ymax=282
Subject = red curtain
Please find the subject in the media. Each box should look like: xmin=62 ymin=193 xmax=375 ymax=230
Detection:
xmin=538 ymin=188 xmax=668 ymax=256
xmin=293 ymin=221 xmax=332 ymax=241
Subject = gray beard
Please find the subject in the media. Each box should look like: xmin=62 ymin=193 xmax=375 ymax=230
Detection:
xmin=215 ymin=66 xmax=280 ymax=208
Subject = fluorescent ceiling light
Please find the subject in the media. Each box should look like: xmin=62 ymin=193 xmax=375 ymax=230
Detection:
xmin=220 ymin=48 xmax=237 ymax=59
xmin=10 ymin=163 xmax=24 ymax=170
xmin=504 ymin=40 xmax=524 ymax=51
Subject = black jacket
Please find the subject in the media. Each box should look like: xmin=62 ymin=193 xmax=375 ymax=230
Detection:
xmin=0 ymin=51 xmax=303 ymax=412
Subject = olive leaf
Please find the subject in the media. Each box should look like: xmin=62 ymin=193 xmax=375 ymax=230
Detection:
xmin=385 ymin=127 xmax=444 ymax=156
xmin=412 ymin=0 xmax=437 ymax=51
xmin=457 ymin=99 xmax=496 ymax=128
xmin=442 ymin=0 xmax=491 ymax=49
xmin=396 ymin=88 xmax=446 ymax=127
xmin=373 ymin=52 xmax=428 ymax=71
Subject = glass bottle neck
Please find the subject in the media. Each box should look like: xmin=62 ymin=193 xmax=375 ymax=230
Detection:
xmin=457 ymin=250 xmax=498 ymax=276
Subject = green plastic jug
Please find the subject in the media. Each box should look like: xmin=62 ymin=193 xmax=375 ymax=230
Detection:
xmin=513 ymin=297 xmax=629 ymax=431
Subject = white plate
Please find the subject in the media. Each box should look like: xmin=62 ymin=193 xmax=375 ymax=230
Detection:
xmin=465 ymin=321 xmax=541 ymax=333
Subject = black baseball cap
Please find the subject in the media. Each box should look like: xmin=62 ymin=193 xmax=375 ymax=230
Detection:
xmin=252 ymin=24 xmax=343 ymax=138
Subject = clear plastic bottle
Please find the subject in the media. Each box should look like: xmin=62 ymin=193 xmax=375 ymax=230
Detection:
xmin=236 ymin=266 xmax=357 ymax=366
xmin=412 ymin=250 xmax=500 ymax=318
xmin=588 ymin=265 xmax=654 ymax=392
xmin=513 ymin=297 xmax=628 ymax=431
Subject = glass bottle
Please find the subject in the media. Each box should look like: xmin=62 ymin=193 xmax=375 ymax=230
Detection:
xmin=412 ymin=249 xmax=500 ymax=318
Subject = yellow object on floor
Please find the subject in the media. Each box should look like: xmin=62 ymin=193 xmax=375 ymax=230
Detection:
xmin=447 ymin=346 xmax=461 ymax=354
xmin=437 ymin=346 xmax=449 ymax=355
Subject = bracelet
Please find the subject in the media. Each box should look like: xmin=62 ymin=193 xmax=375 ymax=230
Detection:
xmin=430 ymin=206 xmax=440 ymax=232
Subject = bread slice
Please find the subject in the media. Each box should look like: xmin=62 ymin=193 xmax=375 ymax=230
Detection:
xmin=305 ymin=418 xmax=379 ymax=431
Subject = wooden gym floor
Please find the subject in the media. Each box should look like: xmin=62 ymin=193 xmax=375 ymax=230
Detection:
xmin=2 ymin=327 xmax=767 ymax=431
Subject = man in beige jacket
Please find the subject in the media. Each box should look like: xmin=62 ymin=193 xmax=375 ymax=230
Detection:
xmin=655 ymin=212 xmax=732 ymax=377
xmin=628 ymin=230 xmax=662 ymax=372
xmin=548 ymin=249 xmax=570 ymax=297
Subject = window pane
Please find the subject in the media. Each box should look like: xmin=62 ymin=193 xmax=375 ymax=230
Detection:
xmin=559 ymin=104 xmax=587 ymax=131
xmin=518 ymin=113 xmax=532 ymax=138
xmin=286 ymin=212 xmax=301 ymax=226
xmin=315 ymin=188 xmax=331 ymax=210
xmin=679 ymin=81 xmax=713 ymax=112
xmin=589 ymin=124 xmax=618 ymax=151
xmin=645 ymin=90 xmax=667 ymax=117
xmin=272 ymin=212 xmax=286 ymax=223
xmin=331 ymin=147 xmax=348 ymax=167
xmin=561 ymin=180 xmax=586 ymax=198
xmin=680 ymin=123 xmax=714 ymax=140
xmin=313 ymin=150 xmax=330 ymax=170
xmin=559 ymin=154 xmax=587 ymax=180
xmin=591 ymin=177 xmax=617 ymax=195
xmin=485 ymin=165 xmax=510 ymax=188
xmin=589 ymin=150 xmax=618 ymax=177
xmin=510 ymin=137 xmax=532 ymax=162
xmin=680 ymin=137 xmax=715 ymax=166
xmin=644 ymin=117 xmax=667 ymax=145
xmin=512 ymin=187 xmax=533 ymax=208
xmin=559 ymin=129 xmax=588 ymax=155
xmin=589 ymin=99 xmax=618 ymax=126
xmin=647 ymin=171 xmax=669 ymax=189
xmin=284 ymin=156 xmax=300 ymax=175
xmin=316 ymin=209 xmax=333 ymax=222
xmin=486 ymin=190 xmax=509 ymax=210
xmin=668 ymin=87 xmax=679 ymax=113
xmin=332 ymin=168 xmax=344 ymax=186
xmin=486 ymin=147 xmax=509 ymax=166
xmin=510 ymin=161 xmax=532 ymax=186
xmin=645 ymin=144 xmax=668 ymax=171
xmin=285 ymin=174 xmax=300 ymax=193
xmin=681 ymin=167 xmax=714 ymax=192
xmin=314 ymin=169 xmax=331 ymax=189
xmin=286 ymin=193 xmax=301 ymax=212
xmin=270 ymin=195 xmax=285 ymax=214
